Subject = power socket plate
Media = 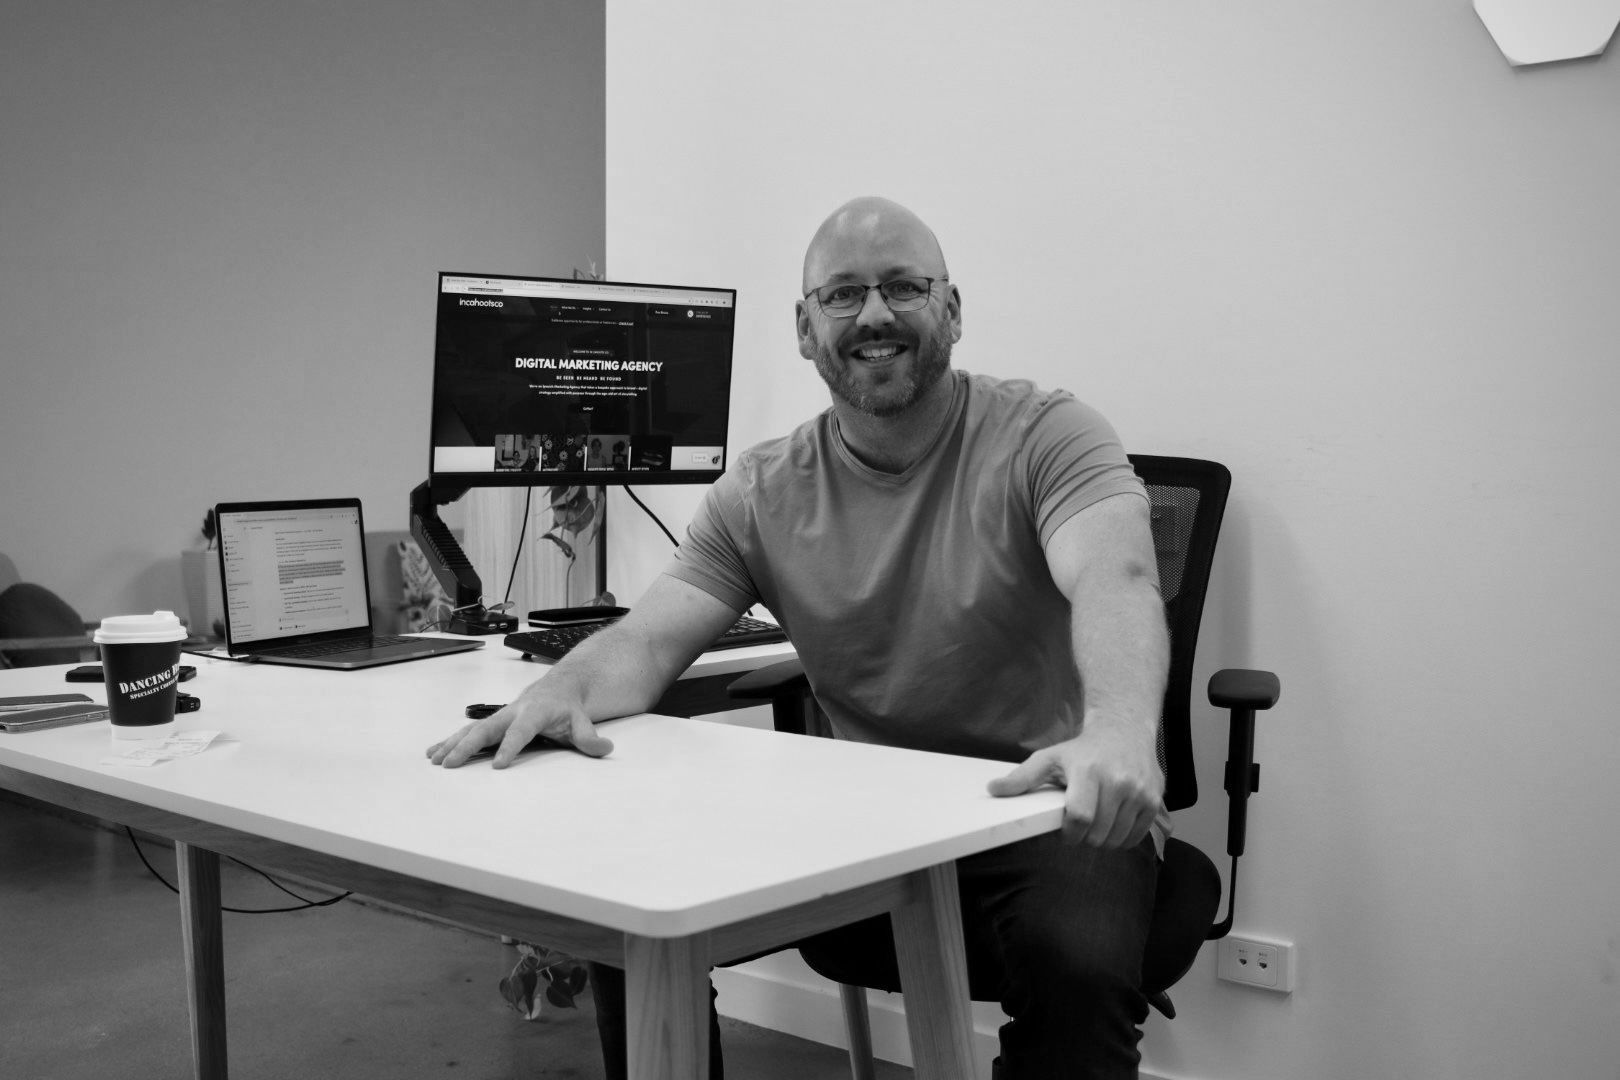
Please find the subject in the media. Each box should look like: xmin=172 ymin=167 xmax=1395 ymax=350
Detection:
xmin=1216 ymin=934 xmax=1296 ymax=992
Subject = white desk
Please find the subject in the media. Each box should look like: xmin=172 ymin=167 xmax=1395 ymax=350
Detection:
xmin=0 ymin=641 xmax=1066 ymax=1080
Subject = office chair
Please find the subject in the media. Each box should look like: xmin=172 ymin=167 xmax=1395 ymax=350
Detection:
xmin=726 ymin=455 xmax=1280 ymax=1076
xmin=0 ymin=555 xmax=99 ymax=668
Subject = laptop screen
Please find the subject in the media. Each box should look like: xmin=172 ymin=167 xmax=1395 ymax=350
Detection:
xmin=216 ymin=500 xmax=371 ymax=646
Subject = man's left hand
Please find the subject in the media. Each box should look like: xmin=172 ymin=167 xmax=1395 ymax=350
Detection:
xmin=987 ymin=724 xmax=1164 ymax=849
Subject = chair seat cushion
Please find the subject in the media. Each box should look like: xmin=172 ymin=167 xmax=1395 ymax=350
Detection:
xmin=1141 ymin=837 xmax=1223 ymax=993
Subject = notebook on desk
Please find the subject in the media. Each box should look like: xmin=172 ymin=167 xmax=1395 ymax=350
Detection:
xmin=214 ymin=498 xmax=482 ymax=670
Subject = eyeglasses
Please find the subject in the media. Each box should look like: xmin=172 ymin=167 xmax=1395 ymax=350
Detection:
xmin=803 ymin=275 xmax=946 ymax=318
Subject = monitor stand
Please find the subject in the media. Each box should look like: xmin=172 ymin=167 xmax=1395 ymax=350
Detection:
xmin=409 ymin=481 xmax=610 ymax=635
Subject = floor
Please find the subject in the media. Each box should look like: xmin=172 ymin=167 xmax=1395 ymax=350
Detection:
xmin=0 ymin=792 xmax=910 ymax=1080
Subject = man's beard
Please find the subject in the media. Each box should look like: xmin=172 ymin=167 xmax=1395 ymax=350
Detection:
xmin=808 ymin=322 xmax=954 ymax=419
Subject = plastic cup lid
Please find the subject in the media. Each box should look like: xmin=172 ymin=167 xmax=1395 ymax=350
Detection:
xmin=94 ymin=611 xmax=187 ymax=644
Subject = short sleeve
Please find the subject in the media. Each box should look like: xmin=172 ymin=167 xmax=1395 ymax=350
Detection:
xmin=1022 ymin=393 xmax=1147 ymax=545
xmin=661 ymin=469 xmax=761 ymax=612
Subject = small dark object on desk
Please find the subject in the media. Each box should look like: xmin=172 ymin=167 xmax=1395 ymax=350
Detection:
xmin=527 ymin=606 xmax=630 ymax=626
xmin=453 ymin=609 xmax=519 ymax=635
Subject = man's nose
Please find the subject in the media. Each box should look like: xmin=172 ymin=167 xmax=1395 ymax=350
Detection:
xmin=854 ymin=287 xmax=896 ymax=330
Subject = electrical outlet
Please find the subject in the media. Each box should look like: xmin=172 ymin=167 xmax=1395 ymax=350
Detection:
xmin=1217 ymin=934 xmax=1296 ymax=992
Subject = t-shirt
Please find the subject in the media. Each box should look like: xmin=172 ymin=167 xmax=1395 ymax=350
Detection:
xmin=664 ymin=370 xmax=1148 ymax=763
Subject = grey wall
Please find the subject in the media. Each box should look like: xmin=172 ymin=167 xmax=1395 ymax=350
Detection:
xmin=0 ymin=1 xmax=604 ymax=619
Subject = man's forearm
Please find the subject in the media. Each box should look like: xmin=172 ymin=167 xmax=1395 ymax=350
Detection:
xmin=532 ymin=622 xmax=681 ymax=721
xmin=1070 ymin=569 xmax=1169 ymax=738
xmin=514 ymin=573 xmax=746 ymax=725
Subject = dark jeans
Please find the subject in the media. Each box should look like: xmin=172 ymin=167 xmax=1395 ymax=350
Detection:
xmin=589 ymin=831 xmax=1159 ymax=1080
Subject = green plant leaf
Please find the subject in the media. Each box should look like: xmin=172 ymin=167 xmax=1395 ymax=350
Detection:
xmin=546 ymin=484 xmax=604 ymax=538
xmin=540 ymin=532 xmax=575 ymax=560
xmin=500 ymin=967 xmax=542 ymax=1019
xmin=569 ymin=499 xmax=599 ymax=532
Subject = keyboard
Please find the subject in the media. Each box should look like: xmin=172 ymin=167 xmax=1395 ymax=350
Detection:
xmin=503 ymin=615 xmax=787 ymax=661
xmin=260 ymin=634 xmax=417 ymax=658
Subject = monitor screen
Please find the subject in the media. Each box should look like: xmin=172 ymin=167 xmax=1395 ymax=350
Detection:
xmin=428 ymin=272 xmax=737 ymax=489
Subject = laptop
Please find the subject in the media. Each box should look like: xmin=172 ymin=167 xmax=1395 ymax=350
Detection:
xmin=214 ymin=498 xmax=483 ymax=670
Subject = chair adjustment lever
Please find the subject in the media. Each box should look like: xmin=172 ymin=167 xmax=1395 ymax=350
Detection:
xmin=1224 ymin=761 xmax=1260 ymax=795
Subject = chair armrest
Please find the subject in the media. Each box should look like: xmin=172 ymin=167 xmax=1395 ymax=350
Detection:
xmin=1208 ymin=668 xmax=1280 ymax=710
xmin=1203 ymin=667 xmax=1281 ymax=939
xmin=1206 ymin=668 xmax=1281 ymax=851
xmin=727 ymin=658 xmax=809 ymax=701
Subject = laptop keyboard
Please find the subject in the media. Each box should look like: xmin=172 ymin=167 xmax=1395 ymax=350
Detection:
xmin=263 ymin=634 xmax=416 ymax=658
xmin=504 ymin=615 xmax=787 ymax=661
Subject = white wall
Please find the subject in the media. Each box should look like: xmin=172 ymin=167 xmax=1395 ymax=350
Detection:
xmin=605 ymin=2 xmax=1620 ymax=1077
xmin=0 ymin=1 xmax=603 ymax=619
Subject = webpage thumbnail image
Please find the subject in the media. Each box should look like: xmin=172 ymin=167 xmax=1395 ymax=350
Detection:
xmin=492 ymin=432 xmax=675 ymax=473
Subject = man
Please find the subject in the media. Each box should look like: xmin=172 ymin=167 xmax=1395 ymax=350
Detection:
xmin=429 ymin=197 xmax=1169 ymax=1079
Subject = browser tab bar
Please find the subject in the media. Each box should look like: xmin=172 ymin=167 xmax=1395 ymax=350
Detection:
xmin=441 ymin=275 xmax=733 ymax=308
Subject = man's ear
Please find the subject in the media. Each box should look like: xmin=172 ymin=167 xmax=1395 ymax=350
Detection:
xmin=796 ymin=299 xmax=816 ymax=360
xmin=945 ymin=283 xmax=964 ymax=344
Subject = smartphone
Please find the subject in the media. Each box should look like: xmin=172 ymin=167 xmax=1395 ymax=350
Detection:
xmin=66 ymin=664 xmax=195 ymax=683
xmin=0 ymin=696 xmax=108 ymax=733
xmin=1 ymin=693 xmax=93 ymax=710
xmin=527 ymin=606 xmax=629 ymax=627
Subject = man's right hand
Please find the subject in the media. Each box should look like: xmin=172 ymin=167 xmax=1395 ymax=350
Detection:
xmin=425 ymin=576 xmax=745 ymax=769
xmin=426 ymin=685 xmax=614 ymax=769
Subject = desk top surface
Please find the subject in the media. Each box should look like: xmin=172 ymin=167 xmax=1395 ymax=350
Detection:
xmin=0 ymin=642 xmax=1065 ymax=937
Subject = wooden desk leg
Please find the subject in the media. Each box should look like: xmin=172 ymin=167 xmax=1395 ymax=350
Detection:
xmin=176 ymin=842 xmax=229 ymax=1080
xmin=891 ymin=862 xmax=975 ymax=1080
xmin=624 ymin=931 xmax=712 ymax=1080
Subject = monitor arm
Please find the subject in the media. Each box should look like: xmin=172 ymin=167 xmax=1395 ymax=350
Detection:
xmin=408 ymin=481 xmax=514 ymax=635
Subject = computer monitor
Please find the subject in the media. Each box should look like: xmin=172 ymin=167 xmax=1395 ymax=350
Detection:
xmin=427 ymin=272 xmax=738 ymax=491
xmin=413 ymin=271 xmax=738 ymax=632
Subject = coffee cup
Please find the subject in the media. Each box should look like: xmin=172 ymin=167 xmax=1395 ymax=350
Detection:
xmin=94 ymin=611 xmax=187 ymax=739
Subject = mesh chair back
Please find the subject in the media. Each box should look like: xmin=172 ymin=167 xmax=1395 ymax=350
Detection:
xmin=1129 ymin=455 xmax=1231 ymax=813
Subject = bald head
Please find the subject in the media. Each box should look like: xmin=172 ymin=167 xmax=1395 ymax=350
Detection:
xmin=801 ymin=197 xmax=949 ymax=293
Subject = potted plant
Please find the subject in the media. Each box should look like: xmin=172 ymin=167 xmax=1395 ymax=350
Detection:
xmin=179 ymin=510 xmax=224 ymax=640
xmin=499 ymin=941 xmax=590 ymax=1019
xmin=537 ymin=263 xmax=617 ymax=610
xmin=540 ymin=484 xmax=613 ymax=608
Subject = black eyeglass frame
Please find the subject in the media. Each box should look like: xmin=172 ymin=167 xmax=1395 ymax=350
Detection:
xmin=802 ymin=275 xmax=949 ymax=319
